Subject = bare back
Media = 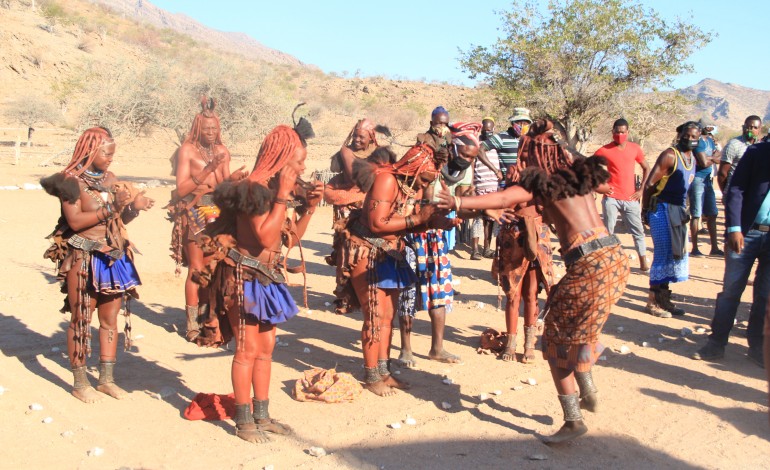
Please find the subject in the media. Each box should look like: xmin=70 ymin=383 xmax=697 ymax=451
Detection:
xmin=543 ymin=193 xmax=604 ymax=252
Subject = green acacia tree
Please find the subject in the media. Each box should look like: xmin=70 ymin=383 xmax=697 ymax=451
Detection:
xmin=459 ymin=0 xmax=711 ymax=149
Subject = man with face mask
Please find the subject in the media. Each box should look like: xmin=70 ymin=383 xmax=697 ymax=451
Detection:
xmin=594 ymin=119 xmax=650 ymax=271
xmin=641 ymin=121 xmax=700 ymax=318
xmin=688 ymin=119 xmax=723 ymax=257
xmin=718 ymin=115 xmax=762 ymax=192
xmin=479 ymin=108 xmax=532 ymax=185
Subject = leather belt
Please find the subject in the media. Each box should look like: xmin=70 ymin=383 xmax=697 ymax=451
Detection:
xmin=68 ymin=234 xmax=124 ymax=260
xmin=563 ymin=235 xmax=620 ymax=267
xmin=349 ymin=221 xmax=405 ymax=262
xmin=226 ymin=249 xmax=285 ymax=284
xmin=751 ymin=223 xmax=770 ymax=232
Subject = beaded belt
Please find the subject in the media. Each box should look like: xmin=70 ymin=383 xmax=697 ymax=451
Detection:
xmin=68 ymin=234 xmax=124 ymax=260
xmin=226 ymin=249 xmax=285 ymax=284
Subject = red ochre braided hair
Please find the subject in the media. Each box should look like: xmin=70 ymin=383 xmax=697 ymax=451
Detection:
xmin=184 ymin=96 xmax=223 ymax=147
xmin=41 ymin=126 xmax=114 ymax=203
xmin=514 ymin=118 xmax=610 ymax=200
xmin=62 ymin=127 xmax=114 ymax=177
xmin=248 ymin=103 xmax=315 ymax=185
xmin=248 ymin=125 xmax=305 ymax=184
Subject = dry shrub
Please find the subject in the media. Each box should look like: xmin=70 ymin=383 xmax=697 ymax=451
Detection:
xmin=3 ymin=94 xmax=60 ymax=126
xmin=76 ymin=36 xmax=93 ymax=53
xmin=28 ymin=47 xmax=45 ymax=67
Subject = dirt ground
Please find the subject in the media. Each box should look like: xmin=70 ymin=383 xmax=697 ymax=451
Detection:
xmin=1 ymin=153 xmax=769 ymax=470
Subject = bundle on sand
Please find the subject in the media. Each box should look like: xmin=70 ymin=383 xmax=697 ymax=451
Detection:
xmin=294 ymin=368 xmax=362 ymax=403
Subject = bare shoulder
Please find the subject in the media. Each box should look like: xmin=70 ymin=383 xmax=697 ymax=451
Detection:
xmin=656 ymin=147 xmax=676 ymax=164
xmin=215 ymin=143 xmax=230 ymax=155
xmin=177 ymin=142 xmax=197 ymax=160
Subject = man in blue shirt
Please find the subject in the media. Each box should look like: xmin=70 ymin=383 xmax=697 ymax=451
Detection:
xmin=689 ymin=122 xmax=723 ymax=257
xmin=693 ymin=140 xmax=770 ymax=368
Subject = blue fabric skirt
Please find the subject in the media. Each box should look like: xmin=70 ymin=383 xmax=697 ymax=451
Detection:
xmin=406 ymin=230 xmax=454 ymax=312
xmin=375 ymin=253 xmax=417 ymax=290
xmin=90 ymin=252 xmax=141 ymax=293
xmin=242 ymin=281 xmax=299 ymax=325
xmin=649 ymin=202 xmax=689 ymax=285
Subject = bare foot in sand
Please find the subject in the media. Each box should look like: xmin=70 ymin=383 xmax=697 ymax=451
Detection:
xmin=236 ymin=423 xmax=272 ymax=444
xmin=364 ymin=380 xmax=396 ymax=397
xmin=72 ymin=386 xmax=104 ymax=404
xmin=381 ymin=374 xmax=411 ymax=390
xmin=96 ymin=382 xmax=128 ymax=399
xmin=397 ymin=350 xmax=417 ymax=368
xmin=429 ymin=349 xmax=462 ymax=364
xmin=256 ymin=418 xmax=293 ymax=435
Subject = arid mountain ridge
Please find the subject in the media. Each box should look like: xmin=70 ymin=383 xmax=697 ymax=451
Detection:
xmin=2 ymin=0 xmax=768 ymax=146
xmin=93 ymin=0 xmax=770 ymax=131
xmin=88 ymin=0 xmax=307 ymax=67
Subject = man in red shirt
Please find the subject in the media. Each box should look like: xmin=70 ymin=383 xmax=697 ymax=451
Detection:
xmin=594 ymin=119 xmax=650 ymax=271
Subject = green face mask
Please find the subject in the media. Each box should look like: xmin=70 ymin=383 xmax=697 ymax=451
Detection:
xmin=747 ymin=131 xmax=755 ymax=140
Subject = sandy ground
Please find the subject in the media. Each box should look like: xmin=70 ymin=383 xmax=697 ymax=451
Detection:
xmin=1 ymin=156 xmax=769 ymax=470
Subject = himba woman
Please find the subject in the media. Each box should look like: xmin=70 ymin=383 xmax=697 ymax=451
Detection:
xmin=494 ymin=136 xmax=555 ymax=363
xmin=41 ymin=127 xmax=154 ymax=403
xmin=195 ymin=113 xmax=322 ymax=443
xmin=168 ymin=97 xmax=246 ymax=342
xmin=332 ymin=139 xmax=458 ymax=396
xmin=324 ymin=118 xmax=387 ymax=222
xmin=436 ymin=119 xmax=629 ymax=444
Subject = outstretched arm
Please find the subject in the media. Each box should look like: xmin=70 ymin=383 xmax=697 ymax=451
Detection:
xmin=436 ymin=182 xmax=533 ymax=212
xmin=367 ymin=174 xmax=455 ymax=234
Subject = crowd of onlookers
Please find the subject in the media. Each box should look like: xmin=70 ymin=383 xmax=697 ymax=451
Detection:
xmin=433 ymin=110 xmax=769 ymax=371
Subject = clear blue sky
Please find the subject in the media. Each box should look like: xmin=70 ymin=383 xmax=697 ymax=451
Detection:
xmin=150 ymin=0 xmax=767 ymax=91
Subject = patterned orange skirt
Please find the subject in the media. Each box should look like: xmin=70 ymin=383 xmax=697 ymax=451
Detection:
xmin=542 ymin=232 xmax=629 ymax=372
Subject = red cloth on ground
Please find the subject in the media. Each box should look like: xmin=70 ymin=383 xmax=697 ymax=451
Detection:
xmin=183 ymin=393 xmax=236 ymax=421
xmin=593 ymin=141 xmax=645 ymax=201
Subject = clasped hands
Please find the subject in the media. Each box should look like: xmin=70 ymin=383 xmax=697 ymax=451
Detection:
xmin=434 ymin=181 xmax=516 ymax=224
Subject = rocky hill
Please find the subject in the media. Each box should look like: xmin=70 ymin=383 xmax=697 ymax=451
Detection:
xmin=681 ymin=78 xmax=770 ymax=131
xmin=87 ymin=0 xmax=308 ymax=67
xmin=2 ymin=0 xmax=768 ymax=164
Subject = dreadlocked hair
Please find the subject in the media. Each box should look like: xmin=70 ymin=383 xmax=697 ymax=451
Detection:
xmin=205 ymin=180 xmax=276 ymax=237
xmin=249 ymin=125 xmax=304 ymax=184
xmin=519 ymin=156 xmax=610 ymax=201
xmin=61 ymin=127 xmax=114 ymax=177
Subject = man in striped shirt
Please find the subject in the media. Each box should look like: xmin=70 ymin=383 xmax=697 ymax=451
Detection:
xmin=480 ymin=107 xmax=532 ymax=186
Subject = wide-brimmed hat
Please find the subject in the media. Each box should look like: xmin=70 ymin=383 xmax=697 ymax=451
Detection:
xmin=698 ymin=116 xmax=716 ymax=129
xmin=508 ymin=107 xmax=532 ymax=123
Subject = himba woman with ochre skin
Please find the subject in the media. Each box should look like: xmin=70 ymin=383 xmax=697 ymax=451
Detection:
xmin=331 ymin=138 xmax=458 ymax=396
xmin=41 ymin=127 xmax=154 ymax=403
xmin=168 ymin=98 xmax=247 ymax=343
xmin=324 ymin=118 xmax=384 ymax=222
xmin=195 ymin=113 xmax=323 ymax=443
xmin=436 ymin=119 xmax=629 ymax=444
